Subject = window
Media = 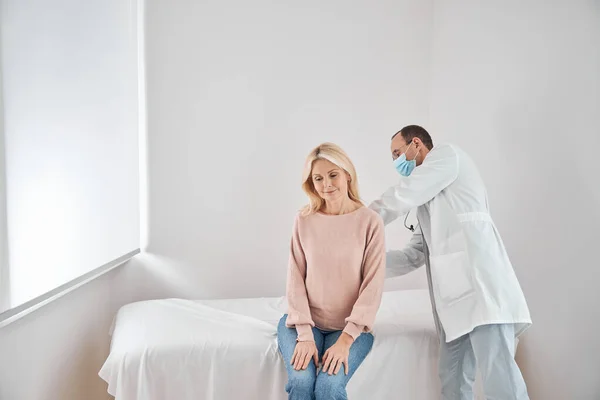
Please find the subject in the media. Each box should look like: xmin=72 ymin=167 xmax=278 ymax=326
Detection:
xmin=0 ymin=0 xmax=141 ymax=320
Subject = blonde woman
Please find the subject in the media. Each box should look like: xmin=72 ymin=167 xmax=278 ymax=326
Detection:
xmin=277 ymin=143 xmax=386 ymax=400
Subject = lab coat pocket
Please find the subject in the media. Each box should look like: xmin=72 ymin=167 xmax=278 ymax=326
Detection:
xmin=430 ymin=251 xmax=474 ymax=304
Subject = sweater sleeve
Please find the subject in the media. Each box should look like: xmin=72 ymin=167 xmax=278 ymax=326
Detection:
xmin=343 ymin=215 xmax=386 ymax=340
xmin=285 ymin=215 xmax=315 ymax=342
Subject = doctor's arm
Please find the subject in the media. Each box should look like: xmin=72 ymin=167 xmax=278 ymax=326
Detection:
xmin=386 ymin=226 xmax=426 ymax=278
xmin=369 ymin=145 xmax=460 ymax=225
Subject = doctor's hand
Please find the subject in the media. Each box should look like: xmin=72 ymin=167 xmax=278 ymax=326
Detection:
xmin=291 ymin=340 xmax=319 ymax=371
xmin=321 ymin=332 xmax=353 ymax=375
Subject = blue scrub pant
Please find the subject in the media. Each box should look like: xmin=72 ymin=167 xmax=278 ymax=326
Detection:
xmin=439 ymin=324 xmax=530 ymax=400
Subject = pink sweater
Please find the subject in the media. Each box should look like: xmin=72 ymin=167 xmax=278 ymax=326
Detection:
xmin=285 ymin=206 xmax=386 ymax=342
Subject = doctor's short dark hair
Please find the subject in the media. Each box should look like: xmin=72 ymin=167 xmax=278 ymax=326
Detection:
xmin=392 ymin=125 xmax=434 ymax=150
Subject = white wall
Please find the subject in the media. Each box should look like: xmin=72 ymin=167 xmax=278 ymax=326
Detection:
xmin=0 ymin=11 xmax=8 ymax=312
xmin=133 ymin=0 xmax=433 ymax=301
xmin=0 ymin=264 xmax=131 ymax=400
xmin=428 ymin=1 xmax=600 ymax=399
xmin=1 ymin=0 xmax=140 ymax=308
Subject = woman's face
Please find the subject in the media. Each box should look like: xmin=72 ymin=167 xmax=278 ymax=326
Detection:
xmin=311 ymin=159 xmax=349 ymax=202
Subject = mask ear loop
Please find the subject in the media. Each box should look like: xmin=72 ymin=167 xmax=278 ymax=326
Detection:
xmin=408 ymin=142 xmax=420 ymax=161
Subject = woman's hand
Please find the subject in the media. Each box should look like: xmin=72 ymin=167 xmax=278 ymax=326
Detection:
xmin=291 ymin=340 xmax=319 ymax=371
xmin=321 ymin=332 xmax=354 ymax=375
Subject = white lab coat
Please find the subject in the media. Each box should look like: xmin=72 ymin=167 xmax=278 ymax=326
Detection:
xmin=370 ymin=143 xmax=531 ymax=342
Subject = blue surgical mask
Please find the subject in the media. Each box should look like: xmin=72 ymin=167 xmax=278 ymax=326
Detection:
xmin=393 ymin=143 xmax=419 ymax=176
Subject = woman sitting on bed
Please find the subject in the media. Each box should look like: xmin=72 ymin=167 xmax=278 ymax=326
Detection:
xmin=277 ymin=143 xmax=386 ymax=400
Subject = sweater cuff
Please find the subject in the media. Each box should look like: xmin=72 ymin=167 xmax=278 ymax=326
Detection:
xmin=343 ymin=322 xmax=365 ymax=341
xmin=296 ymin=324 xmax=315 ymax=342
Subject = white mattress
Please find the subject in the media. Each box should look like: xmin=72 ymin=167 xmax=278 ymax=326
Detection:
xmin=99 ymin=289 xmax=441 ymax=400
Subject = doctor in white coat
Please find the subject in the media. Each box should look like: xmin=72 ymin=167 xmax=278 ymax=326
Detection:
xmin=369 ymin=125 xmax=532 ymax=400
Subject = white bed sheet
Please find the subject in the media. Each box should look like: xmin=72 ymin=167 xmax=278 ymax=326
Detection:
xmin=99 ymin=289 xmax=441 ymax=400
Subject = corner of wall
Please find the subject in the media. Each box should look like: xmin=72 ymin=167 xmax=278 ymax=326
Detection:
xmin=0 ymin=5 xmax=12 ymax=313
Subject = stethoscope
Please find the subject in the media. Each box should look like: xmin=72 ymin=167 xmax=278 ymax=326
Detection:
xmin=404 ymin=210 xmax=417 ymax=232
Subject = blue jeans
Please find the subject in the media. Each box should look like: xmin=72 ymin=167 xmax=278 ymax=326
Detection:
xmin=277 ymin=315 xmax=374 ymax=400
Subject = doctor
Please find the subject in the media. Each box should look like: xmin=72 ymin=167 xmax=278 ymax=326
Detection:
xmin=370 ymin=125 xmax=532 ymax=400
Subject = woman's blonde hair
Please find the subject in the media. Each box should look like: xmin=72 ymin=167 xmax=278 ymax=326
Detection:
xmin=301 ymin=142 xmax=363 ymax=216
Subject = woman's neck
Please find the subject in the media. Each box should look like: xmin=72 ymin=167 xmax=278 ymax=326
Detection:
xmin=322 ymin=196 xmax=361 ymax=215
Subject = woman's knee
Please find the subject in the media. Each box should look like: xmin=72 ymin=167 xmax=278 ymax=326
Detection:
xmin=286 ymin=370 xmax=316 ymax=398
xmin=315 ymin=374 xmax=346 ymax=400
